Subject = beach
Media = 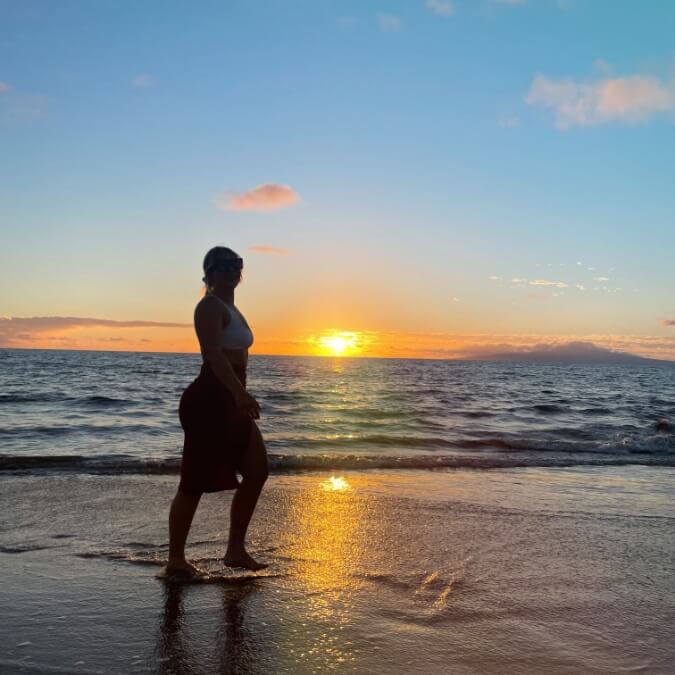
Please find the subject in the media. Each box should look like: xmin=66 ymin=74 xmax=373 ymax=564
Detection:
xmin=2 ymin=466 xmax=674 ymax=674
xmin=4 ymin=1 xmax=675 ymax=672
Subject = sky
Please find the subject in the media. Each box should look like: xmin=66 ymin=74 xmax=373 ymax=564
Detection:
xmin=1 ymin=0 xmax=675 ymax=359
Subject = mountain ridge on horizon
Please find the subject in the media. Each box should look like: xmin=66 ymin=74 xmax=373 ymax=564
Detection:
xmin=479 ymin=341 xmax=674 ymax=366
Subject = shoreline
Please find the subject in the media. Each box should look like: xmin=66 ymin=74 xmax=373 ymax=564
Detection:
xmin=2 ymin=450 xmax=675 ymax=478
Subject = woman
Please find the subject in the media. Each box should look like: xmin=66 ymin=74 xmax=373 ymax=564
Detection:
xmin=163 ymin=246 xmax=269 ymax=578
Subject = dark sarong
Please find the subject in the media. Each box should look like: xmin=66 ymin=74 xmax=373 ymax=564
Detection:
xmin=178 ymin=362 xmax=252 ymax=494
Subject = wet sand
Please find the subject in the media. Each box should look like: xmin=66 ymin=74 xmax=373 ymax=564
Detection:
xmin=1 ymin=468 xmax=674 ymax=674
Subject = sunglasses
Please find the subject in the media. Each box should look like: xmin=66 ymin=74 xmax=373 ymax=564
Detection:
xmin=208 ymin=257 xmax=243 ymax=273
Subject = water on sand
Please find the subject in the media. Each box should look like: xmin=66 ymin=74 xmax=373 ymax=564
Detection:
xmin=1 ymin=468 xmax=674 ymax=674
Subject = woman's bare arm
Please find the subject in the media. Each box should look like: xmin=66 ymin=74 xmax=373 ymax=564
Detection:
xmin=194 ymin=296 xmax=248 ymax=401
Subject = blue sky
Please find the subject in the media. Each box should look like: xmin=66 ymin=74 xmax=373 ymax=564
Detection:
xmin=1 ymin=0 xmax=674 ymax=357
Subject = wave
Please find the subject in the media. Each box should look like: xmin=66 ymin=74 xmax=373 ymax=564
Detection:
xmin=79 ymin=395 xmax=131 ymax=407
xmin=0 ymin=422 xmax=170 ymax=437
xmin=532 ymin=404 xmax=565 ymax=414
xmin=0 ymin=392 xmax=65 ymax=404
xmin=1 ymin=449 xmax=674 ymax=476
xmin=0 ymin=393 xmax=134 ymax=407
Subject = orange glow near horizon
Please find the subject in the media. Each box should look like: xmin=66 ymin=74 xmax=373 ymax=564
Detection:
xmin=2 ymin=320 xmax=675 ymax=361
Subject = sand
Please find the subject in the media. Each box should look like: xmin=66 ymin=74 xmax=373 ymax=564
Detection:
xmin=1 ymin=467 xmax=674 ymax=674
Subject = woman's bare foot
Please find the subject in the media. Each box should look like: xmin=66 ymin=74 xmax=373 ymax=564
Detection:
xmin=223 ymin=549 xmax=268 ymax=571
xmin=161 ymin=559 xmax=205 ymax=579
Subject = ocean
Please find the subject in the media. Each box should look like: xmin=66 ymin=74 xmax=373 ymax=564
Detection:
xmin=1 ymin=348 xmax=674 ymax=475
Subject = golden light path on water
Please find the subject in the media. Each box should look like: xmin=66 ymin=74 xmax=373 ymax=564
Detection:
xmin=281 ymin=473 xmax=369 ymax=668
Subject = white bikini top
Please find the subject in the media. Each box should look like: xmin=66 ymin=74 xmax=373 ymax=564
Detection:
xmin=214 ymin=296 xmax=254 ymax=349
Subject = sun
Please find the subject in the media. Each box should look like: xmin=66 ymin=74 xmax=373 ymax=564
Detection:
xmin=314 ymin=331 xmax=362 ymax=356
xmin=321 ymin=335 xmax=351 ymax=355
xmin=304 ymin=329 xmax=377 ymax=357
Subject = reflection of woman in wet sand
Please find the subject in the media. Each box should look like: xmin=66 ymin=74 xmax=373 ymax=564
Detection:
xmin=156 ymin=580 xmax=261 ymax=673
xmin=162 ymin=246 xmax=269 ymax=578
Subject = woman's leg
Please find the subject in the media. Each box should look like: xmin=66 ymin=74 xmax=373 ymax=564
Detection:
xmin=224 ymin=421 xmax=269 ymax=569
xmin=167 ymin=489 xmax=203 ymax=572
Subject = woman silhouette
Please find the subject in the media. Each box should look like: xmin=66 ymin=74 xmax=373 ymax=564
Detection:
xmin=163 ymin=246 xmax=269 ymax=578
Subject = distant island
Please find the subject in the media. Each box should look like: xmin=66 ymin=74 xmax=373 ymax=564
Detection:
xmin=480 ymin=341 xmax=674 ymax=366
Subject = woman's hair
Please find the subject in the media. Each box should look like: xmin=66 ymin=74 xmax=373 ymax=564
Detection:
xmin=202 ymin=246 xmax=242 ymax=294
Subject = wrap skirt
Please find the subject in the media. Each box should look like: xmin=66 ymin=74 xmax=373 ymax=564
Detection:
xmin=178 ymin=361 xmax=252 ymax=494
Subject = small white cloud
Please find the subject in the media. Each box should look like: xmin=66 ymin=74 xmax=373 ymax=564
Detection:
xmin=426 ymin=0 xmax=455 ymax=17
xmin=0 ymin=87 xmax=47 ymax=120
xmin=594 ymin=59 xmax=611 ymax=75
xmin=529 ymin=279 xmax=568 ymax=288
xmin=498 ymin=115 xmax=520 ymax=128
xmin=335 ymin=16 xmax=357 ymax=29
xmin=377 ymin=13 xmax=403 ymax=31
xmin=487 ymin=275 xmax=502 ymax=281
xmin=526 ymin=72 xmax=675 ymax=129
xmin=592 ymin=276 xmax=610 ymax=282
xmin=131 ymin=74 xmax=155 ymax=89
xmin=576 ymin=284 xmax=585 ymax=291
xmin=452 ymin=296 xmax=460 ymax=302
xmin=511 ymin=277 xmax=527 ymax=283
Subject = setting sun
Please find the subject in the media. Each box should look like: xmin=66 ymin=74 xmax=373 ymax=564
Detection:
xmin=321 ymin=335 xmax=353 ymax=355
xmin=304 ymin=330 xmax=378 ymax=357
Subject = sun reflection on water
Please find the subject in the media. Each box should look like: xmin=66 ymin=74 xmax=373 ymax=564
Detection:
xmin=320 ymin=475 xmax=351 ymax=491
xmin=283 ymin=474 xmax=368 ymax=667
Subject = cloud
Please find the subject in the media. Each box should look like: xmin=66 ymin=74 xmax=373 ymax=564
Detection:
xmin=662 ymin=318 xmax=675 ymax=327
xmin=216 ymin=183 xmax=300 ymax=212
xmin=425 ymin=0 xmax=455 ymax=17
xmin=0 ymin=316 xmax=190 ymax=336
xmin=498 ymin=115 xmax=520 ymax=128
xmin=487 ymin=275 xmax=502 ymax=280
xmin=249 ymin=244 xmax=291 ymax=255
xmin=377 ymin=13 xmax=403 ymax=31
xmin=592 ymin=276 xmax=610 ymax=282
xmin=0 ymin=86 xmax=47 ymax=121
xmin=594 ymin=59 xmax=611 ymax=75
xmin=528 ymin=279 xmax=568 ymax=288
xmin=526 ymin=72 xmax=675 ymax=128
xmin=335 ymin=16 xmax=358 ymax=29
xmin=0 ymin=316 xmax=194 ymax=352
xmin=131 ymin=74 xmax=155 ymax=88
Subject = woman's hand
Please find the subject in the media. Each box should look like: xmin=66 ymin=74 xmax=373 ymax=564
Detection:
xmin=234 ymin=390 xmax=261 ymax=419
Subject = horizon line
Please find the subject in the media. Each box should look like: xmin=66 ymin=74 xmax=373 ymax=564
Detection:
xmin=2 ymin=345 xmax=673 ymax=364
